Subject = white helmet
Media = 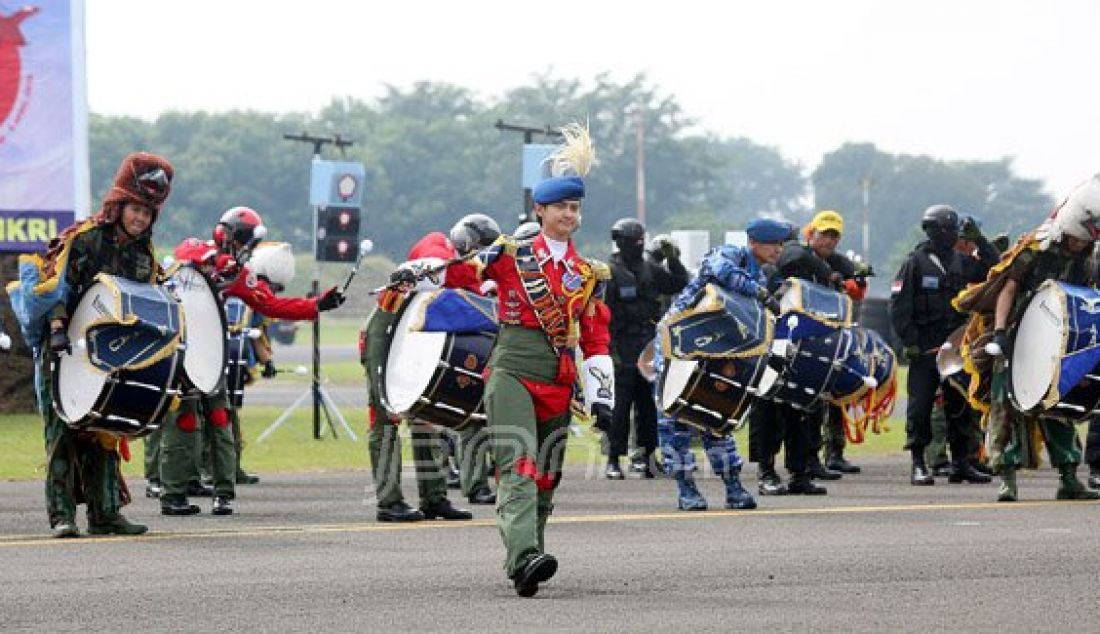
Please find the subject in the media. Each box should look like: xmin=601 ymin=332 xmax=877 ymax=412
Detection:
xmin=248 ymin=242 xmax=295 ymax=285
xmin=1039 ymin=174 xmax=1100 ymax=249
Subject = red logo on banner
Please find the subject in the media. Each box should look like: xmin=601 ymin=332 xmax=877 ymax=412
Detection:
xmin=0 ymin=6 xmax=38 ymax=137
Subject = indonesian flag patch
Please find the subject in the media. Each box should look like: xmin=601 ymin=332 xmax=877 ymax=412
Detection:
xmin=891 ymin=279 xmax=903 ymax=294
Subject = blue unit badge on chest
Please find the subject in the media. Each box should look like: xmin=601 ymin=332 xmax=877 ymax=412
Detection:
xmin=562 ymin=270 xmax=583 ymax=292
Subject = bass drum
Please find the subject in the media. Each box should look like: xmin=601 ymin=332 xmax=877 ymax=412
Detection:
xmin=659 ymin=354 xmax=767 ymax=435
xmin=167 ymin=263 xmax=227 ymax=395
xmin=381 ymin=291 xmax=495 ymax=429
xmin=53 ymin=275 xmax=182 ymax=437
xmin=1009 ymin=280 xmax=1100 ymax=420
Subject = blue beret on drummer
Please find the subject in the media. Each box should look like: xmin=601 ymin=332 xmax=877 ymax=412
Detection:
xmin=532 ymin=175 xmax=585 ymax=205
xmin=746 ymin=218 xmax=793 ymax=243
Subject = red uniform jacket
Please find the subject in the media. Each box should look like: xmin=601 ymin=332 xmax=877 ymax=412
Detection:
xmin=173 ymin=238 xmax=319 ymax=321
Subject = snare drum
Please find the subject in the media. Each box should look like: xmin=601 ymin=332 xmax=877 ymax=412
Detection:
xmin=224 ymin=297 xmax=256 ymax=407
xmin=53 ymin=275 xmax=183 ymax=437
xmin=774 ymin=278 xmax=853 ymax=340
xmin=166 ymin=263 xmax=227 ymax=395
xmin=1009 ymin=280 xmax=1100 ymax=420
xmin=381 ymin=291 xmax=496 ymax=429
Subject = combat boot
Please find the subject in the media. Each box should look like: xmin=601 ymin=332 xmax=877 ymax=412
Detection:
xmin=757 ymin=464 xmax=787 ymax=496
xmin=948 ymin=460 xmax=992 ymax=484
xmin=1089 ymin=468 xmax=1100 ymax=490
xmin=88 ymin=514 xmax=148 ymax=536
xmin=787 ymin=472 xmax=827 ymax=495
xmin=51 ymin=520 xmax=79 ymax=538
xmin=722 ymin=471 xmax=758 ymax=510
xmin=910 ymin=462 xmax=934 ymax=486
xmin=512 ymin=553 xmax=558 ymax=598
xmin=604 ymin=459 xmax=625 ymax=480
xmin=825 ymin=452 xmax=861 ymax=474
xmin=377 ymin=501 xmax=424 ymax=522
xmin=145 ymin=478 xmax=163 ymax=498
xmin=997 ymin=468 xmax=1017 ymax=502
xmin=1055 ymin=464 xmax=1100 ymax=500
xmin=212 ymin=496 xmax=234 ymax=516
xmin=808 ymin=457 xmax=842 ymax=481
xmin=420 ymin=498 xmax=473 ymax=520
xmin=675 ymin=472 xmax=707 ymax=511
xmin=161 ymin=495 xmax=201 ymax=516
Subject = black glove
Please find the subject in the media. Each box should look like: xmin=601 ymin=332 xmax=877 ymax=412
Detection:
xmin=49 ymin=324 xmax=71 ymax=356
xmin=960 ymin=216 xmax=984 ymax=242
xmin=756 ymin=286 xmax=781 ymax=314
xmin=262 ymin=360 xmax=277 ymax=378
xmin=985 ymin=329 xmax=1009 ymax=357
xmin=658 ymin=239 xmax=681 ymax=262
xmin=317 ymin=287 xmax=346 ymax=312
xmin=389 ymin=267 xmax=417 ymax=287
xmin=592 ymin=403 xmax=613 ymax=433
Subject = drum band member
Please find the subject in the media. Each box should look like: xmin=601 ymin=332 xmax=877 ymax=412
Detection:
xmin=955 ymin=177 xmax=1100 ymax=501
xmin=161 ymin=207 xmax=345 ymax=517
xmin=411 ymin=124 xmax=613 ymax=597
xmin=23 ymin=152 xmax=173 ymax=537
xmin=362 ymin=214 xmax=500 ymax=522
xmin=655 ymin=217 xmax=790 ymax=512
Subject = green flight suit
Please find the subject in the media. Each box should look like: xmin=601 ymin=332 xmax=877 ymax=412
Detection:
xmin=159 ymin=393 xmax=237 ymax=499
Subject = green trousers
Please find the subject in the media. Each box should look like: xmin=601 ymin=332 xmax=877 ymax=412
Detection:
xmin=458 ymin=421 xmax=492 ymax=497
xmin=39 ymin=356 xmax=123 ymax=527
xmin=160 ymin=395 xmax=237 ymax=498
xmin=362 ymin=306 xmax=446 ymax=507
xmin=367 ymin=419 xmax=447 ymax=507
xmin=485 ymin=326 xmax=570 ymax=578
xmin=989 ymin=367 xmax=1081 ymax=471
xmin=821 ymin=404 xmax=845 ymax=459
xmin=143 ymin=427 xmax=162 ymax=481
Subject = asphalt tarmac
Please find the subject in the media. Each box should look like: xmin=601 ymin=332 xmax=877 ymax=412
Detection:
xmin=2 ymin=457 xmax=1097 ymax=632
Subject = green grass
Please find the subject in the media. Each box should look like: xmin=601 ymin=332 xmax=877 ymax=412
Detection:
xmin=1 ymin=405 xmax=909 ymax=482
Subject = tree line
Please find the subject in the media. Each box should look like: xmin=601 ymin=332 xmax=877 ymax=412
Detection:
xmin=89 ymin=72 xmax=1054 ymax=294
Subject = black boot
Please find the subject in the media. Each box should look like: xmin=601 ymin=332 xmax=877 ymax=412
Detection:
xmin=757 ymin=464 xmax=788 ymax=496
xmin=212 ymin=496 xmax=234 ymax=516
xmin=910 ymin=463 xmax=934 ymax=486
xmin=420 ymin=498 xmax=473 ymax=521
xmin=145 ymin=479 xmax=163 ymax=498
xmin=604 ymin=459 xmax=625 ymax=480
xmin=1089 ymin=468 xmax=1100 ymax=491
xmin=948 ymin=460 xmax=992 ymax=484
xmin=825 ymin=453 xmax=861 ymax=474
xmin=161 ymin=494 xmax=201 ymax=516
xmin=808 ymin=457 xmax=842 ymax=481
xmin=512 ymin=553 xmax=558 ymax=598
xmin=376 ymin=501 xmax=424 ymax=522
xmin=787 ymin=472 xmax=827 ymax=495
xmin=468 ymin=486 xmax=496 ymax=505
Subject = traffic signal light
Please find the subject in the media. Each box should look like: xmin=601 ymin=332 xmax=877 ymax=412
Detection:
xmin=315 ymin=205 xmax=360 ymax=262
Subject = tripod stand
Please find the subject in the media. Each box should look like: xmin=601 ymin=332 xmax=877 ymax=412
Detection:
xmin=256 ymin=309 xmax=358 ymax=444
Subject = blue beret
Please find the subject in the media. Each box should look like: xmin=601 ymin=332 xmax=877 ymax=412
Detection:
xmin=746 ymin=218 xmax=792 ymax=243
xmin=533 ymin=176 xmax=585 ymax=204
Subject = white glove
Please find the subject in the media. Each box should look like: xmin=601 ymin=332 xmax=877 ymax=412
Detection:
xmin=478 ymin=280 xmax=498 ymax=295
xmin=582 ymin=354 xmax=615 ymax=414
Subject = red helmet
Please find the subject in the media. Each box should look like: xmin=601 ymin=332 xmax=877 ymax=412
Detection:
xmin=213 ymin=206 xmax=267 ymax=251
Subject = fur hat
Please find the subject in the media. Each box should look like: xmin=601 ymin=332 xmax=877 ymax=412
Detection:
xmin=101 ymin=152 xmax=174 ymax=219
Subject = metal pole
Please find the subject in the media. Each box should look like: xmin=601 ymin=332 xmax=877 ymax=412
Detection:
xmin=634 ymin=107 xmax=646 ymax=225
xmin=860 ymin=176 xmax=872 ymax=258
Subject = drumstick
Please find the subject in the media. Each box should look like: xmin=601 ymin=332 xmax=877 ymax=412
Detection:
xmin=339 ymin=239 xmax=375 ymax=295
xmin=369 ymin=249 xmax=480 ymax=296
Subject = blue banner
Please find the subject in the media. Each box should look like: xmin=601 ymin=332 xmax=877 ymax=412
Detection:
xmin=0 ymin=0 xmax=88 ymax=253
xmin=0 ymin=209 xmax=72 ymax=252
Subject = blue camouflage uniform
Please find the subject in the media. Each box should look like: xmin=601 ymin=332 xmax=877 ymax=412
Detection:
xmin=654 ymin=243 xmax=766 ymax=510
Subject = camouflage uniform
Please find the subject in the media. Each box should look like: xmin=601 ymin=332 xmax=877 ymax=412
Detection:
xmin=43 ymin=223 xmax=157 ymax=530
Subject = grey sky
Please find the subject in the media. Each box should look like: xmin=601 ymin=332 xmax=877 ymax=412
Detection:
xmin=85 ymin=0 xmax=1100 ymax=198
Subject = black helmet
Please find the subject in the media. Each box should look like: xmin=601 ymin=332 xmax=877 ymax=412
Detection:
xmin=921 ymin=204 xmax=960 ymax=232
xmin=514 ymin=221 xmax=540 ymax=241
xmin=610 ymin=217 xmax=646 ymax=243
xmin=450 ymin=213 xmax=501 ymax=256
